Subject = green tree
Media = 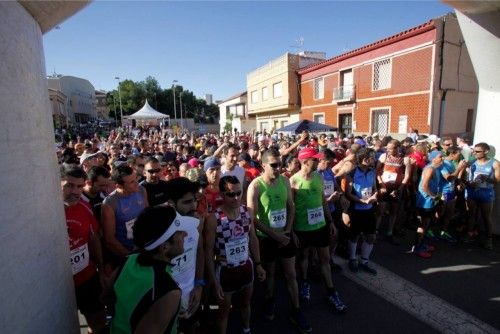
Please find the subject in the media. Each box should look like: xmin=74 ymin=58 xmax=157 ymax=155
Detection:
xmin=105 ymin=76 xmax=220 ymax=124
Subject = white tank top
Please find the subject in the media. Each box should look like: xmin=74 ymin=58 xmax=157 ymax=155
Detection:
xmin=169 ymin=215 xmax=200 ymax=312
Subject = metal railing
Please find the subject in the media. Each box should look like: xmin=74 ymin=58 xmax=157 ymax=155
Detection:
xmin=333 ymin=84 xmax=355 ymax=102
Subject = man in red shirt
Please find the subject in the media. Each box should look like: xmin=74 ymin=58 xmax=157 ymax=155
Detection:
xmin=61 ymin=165 xmax=106 ymax=333
xmin=238 ymin=152 xmax=261 ymax=183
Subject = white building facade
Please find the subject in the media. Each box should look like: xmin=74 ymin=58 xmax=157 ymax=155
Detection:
xmin=48 ymin=75 xmax=97 ymax=124
xmin=218 ymin=91 xmax=256 ymax=134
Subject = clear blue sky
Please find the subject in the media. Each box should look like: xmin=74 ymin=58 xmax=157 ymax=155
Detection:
xmin=43 ymin=1 xmax=452 ymax=101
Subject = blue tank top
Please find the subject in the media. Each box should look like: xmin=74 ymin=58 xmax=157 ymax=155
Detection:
xmin=469 ymin=159 xmax=495 ymax=190
xmin=351 ymin=167 xmax=376 ymax=211
xmin=317 ymin=167 xmax=336 ymax=212
xmin=416 ymin=164 xmax=441 ymax=209
xmin=440 ymin=160 xmax=456 ymax=194
xmin=104 ymin=189 xmax=146 ymax=250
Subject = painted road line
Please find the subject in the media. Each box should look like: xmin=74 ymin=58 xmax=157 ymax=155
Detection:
xmin=334 ymin=256 xmax=500 ymax=334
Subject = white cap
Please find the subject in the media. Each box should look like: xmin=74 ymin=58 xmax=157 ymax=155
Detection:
xmin=427 ymin=134 xmax=441 ymax=144
xmin=144 ymin=211 xmax=189 ymax=251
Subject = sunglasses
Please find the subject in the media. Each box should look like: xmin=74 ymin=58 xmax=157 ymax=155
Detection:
xmin=473 ymin=150 xmax=484 ymax=153
xmin=138 ymin=164 xmax=145 ymax=168
xmin=442 ymin=143 xmax=452 ymax=146
xmin=147 ymin=168 xmax=161 ymax=174
xmin=224 ymin=191 xmax=242 ymax=198
xmin=269 ymin=162 xmax=281 ymax=169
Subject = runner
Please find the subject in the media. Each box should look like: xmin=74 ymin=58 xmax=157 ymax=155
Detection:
xmin=344 ymin=148 xmax=378 ymax=275
xmin=247 ymin=149 xmax=311 ymax=332
xmin=111 ymin=205 xmax=187 ymax=334
xmin=61 ymin=165 xmax=106 ymax=333
xmin=82 ymin=165 xmax=111 ymax=222
xmin=127 ymin=154 xmax=146 ymax=183
xmin=413 ymin=150 xmax=444 ymax=258
xmin=464 ymin=142 xmax=500 ymax=250
xmin=140 ymin=157 xmax=169 ymax=206
xmin=205 ymin=175 xmax=266 ymax=334
xmin=102 ymin=165 xmax=148 ymax=268
xmin=221 ymin=145 xmax=246 ymax=193
xmin=203 ymin=157 xmax=223 ymax=214
xmin=291 ymin=147 xmax=347 ymax=313
xmin=165 ymin=177 xmax=205 ymax=334
xmin=376 ymin=139 xmax=411 ymax=245
xmin=437 ymin=146 xmax=467 ymax=242
xmin=316 ymin=149 xmax=344 ymax=271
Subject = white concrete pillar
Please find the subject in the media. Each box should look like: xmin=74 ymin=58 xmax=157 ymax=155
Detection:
xmin=455 ymin=10 xmax=500 ymax=234
xmin=0 ymin=2 xmax=79 ymax=332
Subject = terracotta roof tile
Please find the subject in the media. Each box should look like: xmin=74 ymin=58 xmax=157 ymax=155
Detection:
xmin=297 ymin=19 xmax=435 ymax=75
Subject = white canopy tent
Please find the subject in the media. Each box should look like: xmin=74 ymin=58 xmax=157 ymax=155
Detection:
xmin=125 ymin=99 xmax=169 ymax=120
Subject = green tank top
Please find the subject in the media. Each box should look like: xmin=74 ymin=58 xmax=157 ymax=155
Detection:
xmin=292 ymin=171 xmax=326 ymax=232
xmin=111 ymin=254 xmax=179 ymax=334
xmin=256 ymin=175 xmax=288 ymax=237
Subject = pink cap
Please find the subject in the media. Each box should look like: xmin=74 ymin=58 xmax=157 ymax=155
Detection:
xmin=188 ymin=158 xmax=200 ymax=168
xmin=298 ymin=147 xmax=324 ymax=160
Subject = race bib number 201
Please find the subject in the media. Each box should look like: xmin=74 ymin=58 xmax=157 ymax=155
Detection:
xmin=70 ymin=243 xmax=89 ymax=275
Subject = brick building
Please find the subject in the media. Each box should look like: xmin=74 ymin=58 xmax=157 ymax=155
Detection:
xmin=298 ymin=13 xmax=478 ymax=138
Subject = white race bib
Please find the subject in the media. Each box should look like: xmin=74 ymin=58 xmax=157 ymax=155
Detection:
xmin=381 ymin=171 xmax=397 ymax=183
xmin=307 ymin=207 xmax=325 ymax=225
xmin=125 ymin=219 xmax=136 ymax=240
xmin=324 ymin=180 xmax=334 ymax=196
xmin=171 ymin=247 xmax=195 ymax=277
xmin=269 ymin=208 xmax=286 ymax=229
xmin=225 ymin=237 xmax=249 ymax=266
xmin=360 ymin=187 xmax=372 ymax=200
xmin=70 ymin=243 xmax=89 ymax=275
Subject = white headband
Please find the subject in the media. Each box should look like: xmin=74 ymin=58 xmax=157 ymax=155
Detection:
xmin=144 ymin=212 xmax=185 ymax=251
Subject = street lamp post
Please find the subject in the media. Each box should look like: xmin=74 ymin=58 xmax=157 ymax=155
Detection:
xmin=179 ymin=91 xmax=183 ymax=129
xmin=115 ymin=77 xmax=124 ymax=127
xmin=112 ymin=95 xmax=118 ymax=125
xmin=172 ymin=80 xmax=178 ymax=126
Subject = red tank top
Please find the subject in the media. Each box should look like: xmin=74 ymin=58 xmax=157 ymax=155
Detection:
xmin=380 ymin=154 xmax=405 ymax=189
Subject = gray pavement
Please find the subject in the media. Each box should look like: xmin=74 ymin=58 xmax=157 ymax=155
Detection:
xmin=80 ymin=231 xmax=500 ymax=334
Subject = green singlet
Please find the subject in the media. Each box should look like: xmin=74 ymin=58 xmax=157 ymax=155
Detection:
xmin=291 ymin=171 xmax=326 ymax=232
xmin=256 ymin=175 xmax=288 ymax=237
xmin=111 ymin=254 xmax=180 ymax=334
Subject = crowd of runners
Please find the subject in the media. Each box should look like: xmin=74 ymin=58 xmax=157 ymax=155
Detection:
xmin=58 ymin=125 xmax=499 ymax=334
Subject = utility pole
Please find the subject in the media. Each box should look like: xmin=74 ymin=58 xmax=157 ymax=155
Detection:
xmin=115 ymin=77 xmax=123 ymax=126
xmin=172 ymin=80 xmax=178 ymax=125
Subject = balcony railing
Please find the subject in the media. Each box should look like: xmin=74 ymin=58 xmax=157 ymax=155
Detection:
xmin=333 ymin=84 xmax=355 ymax=102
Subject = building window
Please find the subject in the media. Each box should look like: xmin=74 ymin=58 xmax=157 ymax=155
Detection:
xmin=339 ymin=113 xmax=352 ymax=135
xmin=260 ymin=121 xmax=269 ymax=132
xmin=281 ymin=120 xmax=288 ymax=128
xmin=314 ymin=77 xmax=324 ymax=100
xmin=313 ymin=114 xmax=325 ymax=124
xmin=262 ymin=87 xmax=269 ymax=101
xmin=251 ymin=90 xmax=259 ymax=103
xmin=373 ymin=59 xmax=391 ymax=91
xmin=371 ymin=108 xmax=390 ymax=135
xmin=273 ymin=82 xmax=282 ymax=98
xmin=236 ymin=105 xmax=245 ymax=117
